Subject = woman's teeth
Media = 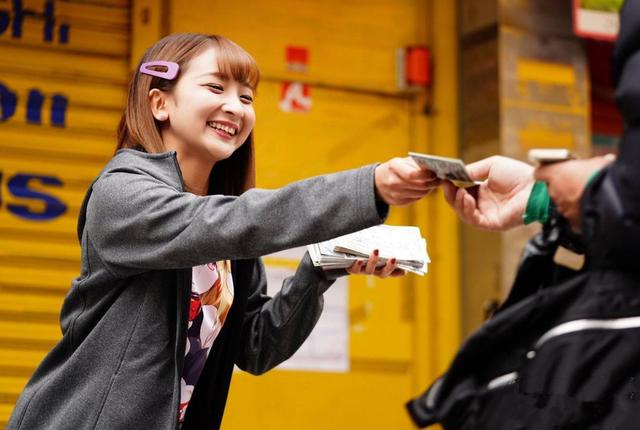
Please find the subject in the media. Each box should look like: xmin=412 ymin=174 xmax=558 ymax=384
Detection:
xmin=207 ymin=122 xmax=237 ymax=136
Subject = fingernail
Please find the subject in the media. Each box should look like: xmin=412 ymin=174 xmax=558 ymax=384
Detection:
xmin=390 ymin=258 xmax=396 ymax=264
xmin=373 ymin=249 xmax=379 ymax=256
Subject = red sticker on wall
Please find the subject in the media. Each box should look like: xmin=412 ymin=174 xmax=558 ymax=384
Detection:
xmin=279 ymin=82 xmax=311 ymax=113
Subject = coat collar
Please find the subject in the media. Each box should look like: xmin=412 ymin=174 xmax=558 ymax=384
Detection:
xmin=111 ymin=149 xmax=186 ymax=192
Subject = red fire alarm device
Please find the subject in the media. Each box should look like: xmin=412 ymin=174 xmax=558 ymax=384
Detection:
xmin=286 ymin=46 xmax=309 ymax=73
xmin=405 ymin=45 xmax=431 ymax=88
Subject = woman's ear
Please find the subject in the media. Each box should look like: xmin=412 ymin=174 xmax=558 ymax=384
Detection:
xmin=149 ymin=88 xmax=169 ymax=122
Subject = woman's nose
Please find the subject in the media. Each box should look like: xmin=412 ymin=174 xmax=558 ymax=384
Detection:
xmin=222 ymin=97 xmax=244 ymax=117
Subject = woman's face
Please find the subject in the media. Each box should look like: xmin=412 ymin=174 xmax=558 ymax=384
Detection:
xmin=159 ymin=46 xmax=256 ymax=164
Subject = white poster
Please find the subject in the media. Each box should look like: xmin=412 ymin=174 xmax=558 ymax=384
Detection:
xmin=264 ymin=248 xmax=349 ymax=373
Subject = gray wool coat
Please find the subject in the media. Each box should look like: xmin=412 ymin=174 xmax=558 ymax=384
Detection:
xmin=8 ymin=149 xmax=388 ymax=430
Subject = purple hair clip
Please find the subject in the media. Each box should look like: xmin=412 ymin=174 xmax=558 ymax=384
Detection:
xmin=139 ymin=61 xmax=179 ymax=80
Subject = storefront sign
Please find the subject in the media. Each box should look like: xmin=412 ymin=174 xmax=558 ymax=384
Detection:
xmin=573 ymin=0 xmax=622 ymax=41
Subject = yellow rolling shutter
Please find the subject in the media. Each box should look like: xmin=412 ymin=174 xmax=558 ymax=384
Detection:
xmin=0 ymin=1 xmax=130 ymax=426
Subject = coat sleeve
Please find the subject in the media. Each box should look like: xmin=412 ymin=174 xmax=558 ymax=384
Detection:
xmin=85 ymin=164 xmax=387 ymax=277
xmin=234 ymin=253 xmax=345 ymax=375
xmin=581 ymin=2 xmax=640 ymax=271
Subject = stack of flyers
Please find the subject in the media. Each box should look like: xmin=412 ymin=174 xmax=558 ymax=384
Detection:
xmin=307 ymin=225 xmax=430 ymax=276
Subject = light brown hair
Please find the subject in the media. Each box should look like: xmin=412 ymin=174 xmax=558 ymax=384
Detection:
xmin=116 ymin=33 xmax=260 ymax=195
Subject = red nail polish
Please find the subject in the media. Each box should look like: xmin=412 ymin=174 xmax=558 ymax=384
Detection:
xmin=373 ymin=249 xmax=379 ymax=256
xmin=390 ymin=258 xmax=396 ymax=264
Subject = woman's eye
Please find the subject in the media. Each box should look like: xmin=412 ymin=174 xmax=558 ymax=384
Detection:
xmin=206 ymin=84 xmax=224 ymax=92
xmin=240 ymin=95 xmax=254 ymax=104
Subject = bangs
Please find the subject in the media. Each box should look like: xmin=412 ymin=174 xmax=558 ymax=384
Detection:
xmin=212 ymin=36 xmax=260 ymax=90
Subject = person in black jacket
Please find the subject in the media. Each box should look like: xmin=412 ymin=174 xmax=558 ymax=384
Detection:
xmin=408 ymin=1 xmax=640 ymax=428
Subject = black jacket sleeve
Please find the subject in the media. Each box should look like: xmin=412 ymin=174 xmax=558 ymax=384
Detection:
xmin=581 ymin=0 xmax=640 ymax=271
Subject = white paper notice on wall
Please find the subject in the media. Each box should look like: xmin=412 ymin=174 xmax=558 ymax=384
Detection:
xmin=265 ymin=264 xmax=349 ymax=373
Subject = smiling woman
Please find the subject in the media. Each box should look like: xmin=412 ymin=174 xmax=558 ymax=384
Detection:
xmin=6 ymin=33 xmax=439 ymax=430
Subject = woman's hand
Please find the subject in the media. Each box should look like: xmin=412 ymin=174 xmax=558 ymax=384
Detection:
xmin=346 ymin=249 xmax=406 ymax=278
xmin=443 ymin=156 xmax=535 ymax=231
xmin=374 ymin=157 xmax=440 ymax=206
xmin=534 ymin=154 xmax=615 ymax=231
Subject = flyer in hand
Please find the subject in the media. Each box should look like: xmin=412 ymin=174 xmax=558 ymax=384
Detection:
xmin=409 ymin=151 xmax=481 ymax=188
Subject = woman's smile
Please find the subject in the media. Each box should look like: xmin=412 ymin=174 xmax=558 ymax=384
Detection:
xmin=207 ymin=120 xmax=239 ymax=137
